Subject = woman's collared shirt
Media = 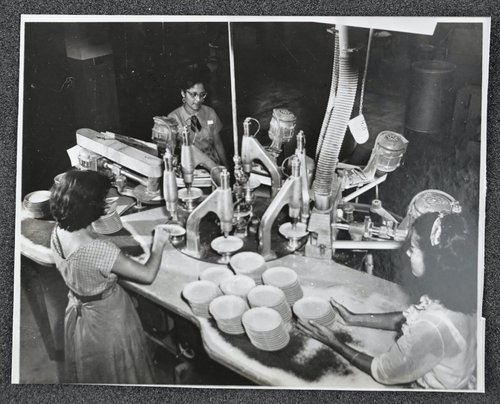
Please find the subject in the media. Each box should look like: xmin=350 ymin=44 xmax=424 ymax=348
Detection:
xmin=167 ymin=104 xmax=223 ymax=165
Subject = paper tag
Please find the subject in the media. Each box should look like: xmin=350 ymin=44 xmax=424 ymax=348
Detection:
xmin=348 ymin=114 xmax=369 ymax=144
xmin=66 ymin=145 xmax=82 ymax=167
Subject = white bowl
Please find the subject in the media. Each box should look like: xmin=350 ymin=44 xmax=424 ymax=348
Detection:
xmin=247 ymin=285 xmax=286 ymax=308
xmin=199 ymin=267 xmax=235 ymax=286
xmin=209 ymin=295 xmax=248 ymax=320
xmin=219 ymin=275 xmax=256 ymax=298
xmin=182 ymin=280 xmax=219 ymax=304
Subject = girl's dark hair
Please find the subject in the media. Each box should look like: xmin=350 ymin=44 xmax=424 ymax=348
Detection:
xmin=180 ymin=67 xmax=208 ymax=91
xmin=411 ymin=212 xmax=477 ymax=314
xmin=50 ymin=169 xmax=111 ymax=232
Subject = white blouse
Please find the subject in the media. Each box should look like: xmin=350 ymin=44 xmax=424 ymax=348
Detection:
xmin=371 ymin=295 xmax=477 ymax=389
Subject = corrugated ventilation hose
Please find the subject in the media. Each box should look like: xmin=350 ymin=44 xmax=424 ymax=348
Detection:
xmin=315 ymin=30 xmax=340 ymax=160
xmin=313 ymin=27 xmax=359 ymax=205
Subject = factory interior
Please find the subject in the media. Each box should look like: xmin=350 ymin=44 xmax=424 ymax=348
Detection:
xmin=18 ymin=20 xmax=483 ymax=385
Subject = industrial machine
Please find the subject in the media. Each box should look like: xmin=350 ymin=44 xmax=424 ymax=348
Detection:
xmin=72 ymin=23 xmax=460 ymax=270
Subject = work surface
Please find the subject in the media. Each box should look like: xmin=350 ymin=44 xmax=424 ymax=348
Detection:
xmin=19 ymin=206 xmax=410 ymax=388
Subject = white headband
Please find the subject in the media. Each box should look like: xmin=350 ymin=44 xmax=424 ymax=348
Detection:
xmin=430 ymin=212 xmax=445 ymax=246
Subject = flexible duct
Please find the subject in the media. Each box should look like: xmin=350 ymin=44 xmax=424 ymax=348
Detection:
xmin=315 ymin=29 xmax=340 ymax=160
xmin=313 ymin=25 xmax=359 ymax=210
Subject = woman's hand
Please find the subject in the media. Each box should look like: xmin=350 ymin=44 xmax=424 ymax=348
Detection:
xmin=296 ymin=319 xmax=341 ymax=349
xmin=330 ymin=299 xmax=404 ymax=331
xmin=152 ymin=225 xmax=171 ymax=251
xmin=330 ymin=299 xmax=355 ymax=325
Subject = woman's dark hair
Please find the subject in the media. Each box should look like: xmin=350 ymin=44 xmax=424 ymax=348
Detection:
xmin=410 ymin=212 xmax=477 ymax=314
xmin=50 ymin=169 xmax=111 ymax=232
xmin=180 ymin=67 xmax=209 ymax=91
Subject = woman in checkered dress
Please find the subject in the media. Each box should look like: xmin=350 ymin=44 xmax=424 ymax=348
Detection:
xmin=50 ymin=170 xmax=169 ymax=384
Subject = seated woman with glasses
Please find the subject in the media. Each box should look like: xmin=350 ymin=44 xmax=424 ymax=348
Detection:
xmin=166 ymin=68 xmax=228 ymax=167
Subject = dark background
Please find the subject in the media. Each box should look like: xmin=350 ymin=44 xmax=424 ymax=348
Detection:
xmin=2 ymin=2 xmax=500 ymax=403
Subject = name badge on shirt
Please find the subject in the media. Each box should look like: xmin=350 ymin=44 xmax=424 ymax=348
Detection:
xmin=207 ymin=120 xmax=214 ymax=126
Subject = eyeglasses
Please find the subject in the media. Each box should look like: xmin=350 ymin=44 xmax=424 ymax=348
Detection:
xmin=185 ymin=90 xmax=208 ymax=100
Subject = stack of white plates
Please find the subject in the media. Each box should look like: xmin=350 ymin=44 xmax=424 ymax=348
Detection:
xmin=23 ymin=190 xmax=51 ymax=218
xmin=219 ymin=275 xmax=256 ymax=299
xmin=230 ymin=252 xmax=267 ymax=285
xmin=182 ymin=280 xmax=220 ymax=318
xmin=247 ymin=285 xmax=292 ymax=323
xmin=293 ymin=297 xmax=336 ymax=327
xmin=209 ymin=295 xmax=249 ymax=335
xmin=262 ymin=267 xmax=303 ymax=306
xmin=242 ymin=307 xmax=290 ymax=351
xmin=199 ymin=266 xmax=235 ymax=286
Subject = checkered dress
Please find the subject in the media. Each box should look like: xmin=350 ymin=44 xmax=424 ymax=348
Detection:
xmin=50 ymin=228 xmax=155 ymax=383
xmin=51 ymin=229 xmax=120 ymax=296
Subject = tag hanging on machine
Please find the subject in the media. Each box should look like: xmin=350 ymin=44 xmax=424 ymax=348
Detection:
xmin=348 ymin=28 xmax=374 ymax=145
xmin=348 ymin=114 xmax=370 ymax=144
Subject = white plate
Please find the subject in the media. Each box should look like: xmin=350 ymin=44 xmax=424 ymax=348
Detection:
xmin=209 ymin=295 xmax=248 ymax=320
xmin=220 ymin=275 xmax=256 ymax=298
xmin=230 ymin=252 xmax=266 ymax=275
xmin=293 ymin=297 xmax=334 ymax=320
xmin=199 ymin=267 xmax=234 ymax=286
xmin=247 ymin=285 xmax=286 ymax=308
xmin=211 ymin=236 xmax=244 ymax=255
xmin=157 ymin=223 xmax=186 ymax=237
xmin=242 ymin=307 xmax=283 ymax=333
xmin=262 ymin=267 xmax=298 ymax=288
xmin=183 ymin=280 xmax=219 ymax=304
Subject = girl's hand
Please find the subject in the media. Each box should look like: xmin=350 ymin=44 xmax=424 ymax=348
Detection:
xmin=296 ymin=319 xmax=340 ymax=349
xmin=152 ymin=225 xmax=171 ymax=248
xmin=330 ymin=299 xmax=355 ymax=325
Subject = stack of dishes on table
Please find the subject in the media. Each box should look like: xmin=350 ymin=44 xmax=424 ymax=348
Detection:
xmin=229 ymin=252 xmax=267 ymax=285
xmin=23 ymin=190 xmax=52 ymax=219
xmin=182 ymin=280 xmax=221 ymax=318
xmin=262 ymin=266 xmax=303 ymax=306
xmin=247 ymin=285 xmax=292 ymax=323
xmin=292 ymin=296 xmax=336 ymax=327
xmin=199 ymin=266 xmax=235 ymax=286
xmin=209 ymin=295 xmax=249 ymax=335
xmin=242 ymin=307 xmax=290 ymax=351
xmin=219 ymin=275 xmax=256 ymax=299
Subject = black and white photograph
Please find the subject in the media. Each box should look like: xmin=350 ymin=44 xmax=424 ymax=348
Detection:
xmin=13 ymin=16 xmax=488 ymax=391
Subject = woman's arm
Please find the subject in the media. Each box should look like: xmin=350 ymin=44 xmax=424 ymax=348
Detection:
xmin=110 ymin=226 xmax=170 ymax=284
xmin=297 ymin=319 xmax=373 ymax=374
xmin=298 ymin=317 xmax=446 ymax=386
xmin=331 ymin=299 xmax=404 ymax=331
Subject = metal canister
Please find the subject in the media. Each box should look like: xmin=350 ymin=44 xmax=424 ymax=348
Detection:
xmin=373 ymin=131 xmax=409 ymax=173
xmin=406 ymin=60 xmax=456 ymax=134
xmin=152 ymin=116 xmax=179 ymax=157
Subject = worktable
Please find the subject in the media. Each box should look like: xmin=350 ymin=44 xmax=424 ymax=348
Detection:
xmin=19 ymin=205 xmax=410 ymax=388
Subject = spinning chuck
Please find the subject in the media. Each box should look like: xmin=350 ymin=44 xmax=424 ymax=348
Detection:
xmin=279 ymin=222 xmax=309 ymax=251
xmin=178 ymin=187 xmax=203 ymax=212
